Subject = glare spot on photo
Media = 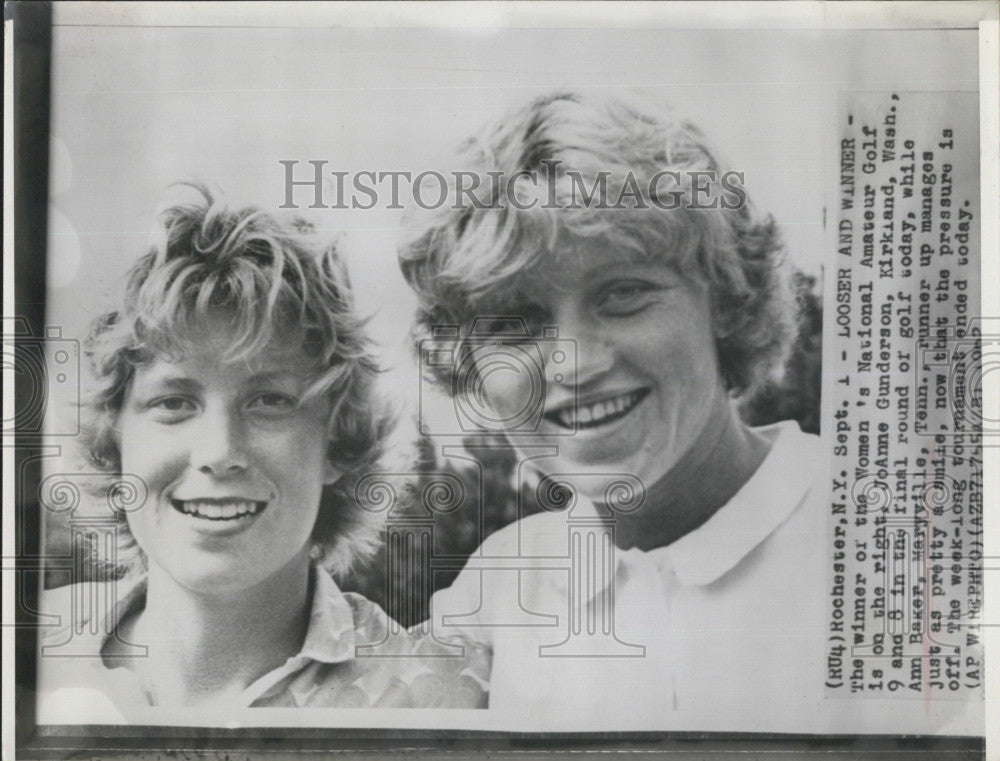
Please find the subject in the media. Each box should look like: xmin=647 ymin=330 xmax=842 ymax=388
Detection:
xmin=46 ymin=207 xmax=82 ymax=289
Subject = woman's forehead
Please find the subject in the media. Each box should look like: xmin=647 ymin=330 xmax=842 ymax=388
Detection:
xmin=151 ymin=315 xmax=321 ymax=371
xmin=508 ymin=241 xmax=670 ymax=292
xmin=137 ymin=345 xmax=315 ymax=381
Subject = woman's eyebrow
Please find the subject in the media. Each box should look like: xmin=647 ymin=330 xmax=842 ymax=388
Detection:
xmin=241 ymin=370 xmax=304 ymax=386
xmin=588 ymin=260 xmax=679 ymax=280
xmin=137 ymin=375 xmax=202 ymax=392
xmin=476 ymin=291 xmax=536 ymax=313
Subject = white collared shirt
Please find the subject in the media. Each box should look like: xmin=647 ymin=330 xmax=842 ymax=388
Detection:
xmin=428 ymin=421 xmax=981 ymax=734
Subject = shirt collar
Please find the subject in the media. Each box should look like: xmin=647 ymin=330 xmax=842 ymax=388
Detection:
xmin=652 ymin=420 xmax=822 ymax=586
xmin=98 ymin=576 xmax=147 ymax=659
xmin=296 ymin=564 xmax=356 ymax=664
xmin=95 ymin=563 xmax=356 ymax=665
xmin=553 ymin=421 xmax=821 ymax=601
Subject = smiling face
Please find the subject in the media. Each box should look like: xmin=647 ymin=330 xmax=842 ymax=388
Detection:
xmin=476 ymin=241 xmax=726 ymax=496
xmin=117 ymin=321 xmax=341 ymax=595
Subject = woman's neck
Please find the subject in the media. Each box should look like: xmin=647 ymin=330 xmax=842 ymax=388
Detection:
xmin=611 ymin=391 xmax=773 ymax=552
xmin=117 ymin=550 xmax=313 ymax=706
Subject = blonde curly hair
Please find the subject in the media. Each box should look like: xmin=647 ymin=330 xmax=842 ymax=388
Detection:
xmin=81 ymin=183 xmax=392 ymax=578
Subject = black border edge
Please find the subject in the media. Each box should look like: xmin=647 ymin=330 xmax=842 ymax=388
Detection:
xmin=15 ymin=728 xmax=988 ymax=758
xmin=12 ymin=0 xmax=52 ymax=755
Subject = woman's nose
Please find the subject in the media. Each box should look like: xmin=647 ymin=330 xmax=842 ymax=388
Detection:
xmin=554 ymin=334 xmax=614 ymax=387
xmin=546 ymin=306 xmax=614 ymax=386
xmin=190 ymin=409 xmax=249 ymax=476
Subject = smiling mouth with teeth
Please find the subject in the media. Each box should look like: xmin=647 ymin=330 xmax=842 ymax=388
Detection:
xmin=545 ymin=389 xmax=649 ymax=430
xmin=171 ymin=499 xmax=266 ymax=521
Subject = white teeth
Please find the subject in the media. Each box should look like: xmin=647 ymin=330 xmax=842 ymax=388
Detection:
xmin=177 ymin=500 xmax=261 ymax=520
xmin=551 ymin=391 xmax=644 ymax=429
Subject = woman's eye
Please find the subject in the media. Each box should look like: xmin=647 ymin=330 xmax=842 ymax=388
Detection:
xmin=247 ymin=393 xmax=297 ymax=414
xmin=597 ymin=281 xmax=659 ymax=314
xmin=148 ymin=396 xmax=197 ymax=421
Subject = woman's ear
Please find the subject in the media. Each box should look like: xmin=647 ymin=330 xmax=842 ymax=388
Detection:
xmin=712 ymin=314 xmax=735 ymax=340
xmin=710 ymin=291 xmax=743 ymax=340
xmin=323 ymin=414 xmax=344 ymax=485
xmin=323 ymin=459 xmax=344 ymax=486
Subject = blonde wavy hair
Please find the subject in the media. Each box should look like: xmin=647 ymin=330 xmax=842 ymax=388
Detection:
xmin=399 ymin=89 xmax=796 ymax=395
xmin=81 ymin=184 xmax=392 ymax=578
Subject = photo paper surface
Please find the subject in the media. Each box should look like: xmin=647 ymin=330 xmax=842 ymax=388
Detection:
xmin=5 ymin=1 xmax=996 ymax=750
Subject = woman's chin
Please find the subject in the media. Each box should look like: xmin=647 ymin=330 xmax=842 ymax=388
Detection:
xmin=148 ymin=556 xmax=258 ymax=596
xmin=529 ymin=430 xmax=670 ymax=481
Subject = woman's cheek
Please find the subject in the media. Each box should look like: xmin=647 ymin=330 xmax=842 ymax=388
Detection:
xmin=480 ymin=374 xmax=526 ymax=419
